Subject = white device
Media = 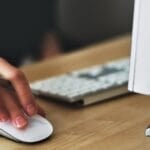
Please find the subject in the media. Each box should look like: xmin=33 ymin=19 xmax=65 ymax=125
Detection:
xmin=0 ymin=115 xmax=53 ymax=143
xmin=128 ymin=0 xmax=150 ymax=95
xmin=128 ymin=0 xmax=150 ymax=137
xmin=30 ymin=57 xmax=129 ymax=106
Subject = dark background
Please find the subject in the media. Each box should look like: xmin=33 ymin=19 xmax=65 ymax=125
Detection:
xmin=0 ymin=0 xmax=134 ymax=65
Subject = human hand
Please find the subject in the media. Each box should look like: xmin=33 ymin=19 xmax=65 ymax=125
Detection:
xmin=0 ymin=58 xmax=45 ymax=129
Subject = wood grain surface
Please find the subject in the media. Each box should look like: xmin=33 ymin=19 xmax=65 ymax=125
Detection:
xmin=1 ymin=35 xmax=150 ymax=150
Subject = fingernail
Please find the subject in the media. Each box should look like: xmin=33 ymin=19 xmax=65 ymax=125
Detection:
xmin=14 ymin=116 xmax=27 ymax=128
xmin=27 ymin=104 xmax=37 ymax=116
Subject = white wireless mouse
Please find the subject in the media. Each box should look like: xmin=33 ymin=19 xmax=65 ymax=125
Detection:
xmin=0 ymin=115 xmax=53 ymax=143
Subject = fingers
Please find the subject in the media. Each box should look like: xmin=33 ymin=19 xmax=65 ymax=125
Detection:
xmin=0 ymin=58 xmax=37 ymax=116
xmin=0 ymin=100 xmax=9 ymax=122
xmin=0 ymin=58 xmax=46 ymax=128
xmin=10 ymin=72 xmax=37 ymax=116
xmin=0 ymin=87 xmax=27 ymax=129
xmin=0 ymin=86 xmax=46 ymax=128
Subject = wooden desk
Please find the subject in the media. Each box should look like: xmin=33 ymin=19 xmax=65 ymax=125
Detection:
xmin=1 ymin=35 xmax=150 ymax=150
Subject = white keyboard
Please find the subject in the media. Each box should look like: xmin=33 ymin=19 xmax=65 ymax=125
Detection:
xmin=30 ymin=57 xmax=129 ymax=106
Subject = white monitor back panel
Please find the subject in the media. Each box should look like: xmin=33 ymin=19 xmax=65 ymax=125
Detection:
xmin=128 ymin=0 xmax=150 ymax=95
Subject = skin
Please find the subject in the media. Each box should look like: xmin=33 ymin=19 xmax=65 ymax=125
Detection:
xmin=0 ymin=58 xmax=45 ymax=129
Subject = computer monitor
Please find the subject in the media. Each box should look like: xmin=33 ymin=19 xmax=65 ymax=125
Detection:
xmin=128 ymin=0 xmax=150 ymax=95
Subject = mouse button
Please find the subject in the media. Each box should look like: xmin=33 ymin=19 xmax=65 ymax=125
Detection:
xmin=22 ymin=120 xmax=53 ymax=142
xmin=14 ymin=116 xmax=53 ymax=143
xmin=27 ymin=115 xmax=53 ymax=131
xmin=28 ymin=117 xmax=45 ymax=126
xmin=0 ymin=115 xmax=53 ymax=143
xmin=30 ymin=115 xmax=50 ymax=125
xmin=0 ymin=121 xmax=52 ymax=143
xmin=0 ymin=121 xmax=14 ymax=134
xmin=0 ymin=121 xmax=22 ymax=142
xmin=0 ymin=129 xmax=20 ymax=142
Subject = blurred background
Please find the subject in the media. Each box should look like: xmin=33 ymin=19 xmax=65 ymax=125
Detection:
xmin=0 ymin=0 xmax=134 ymax=66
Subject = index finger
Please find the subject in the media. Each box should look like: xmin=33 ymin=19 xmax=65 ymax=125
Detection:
xmin=0 ymin=58 xmax=37 ymax=116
